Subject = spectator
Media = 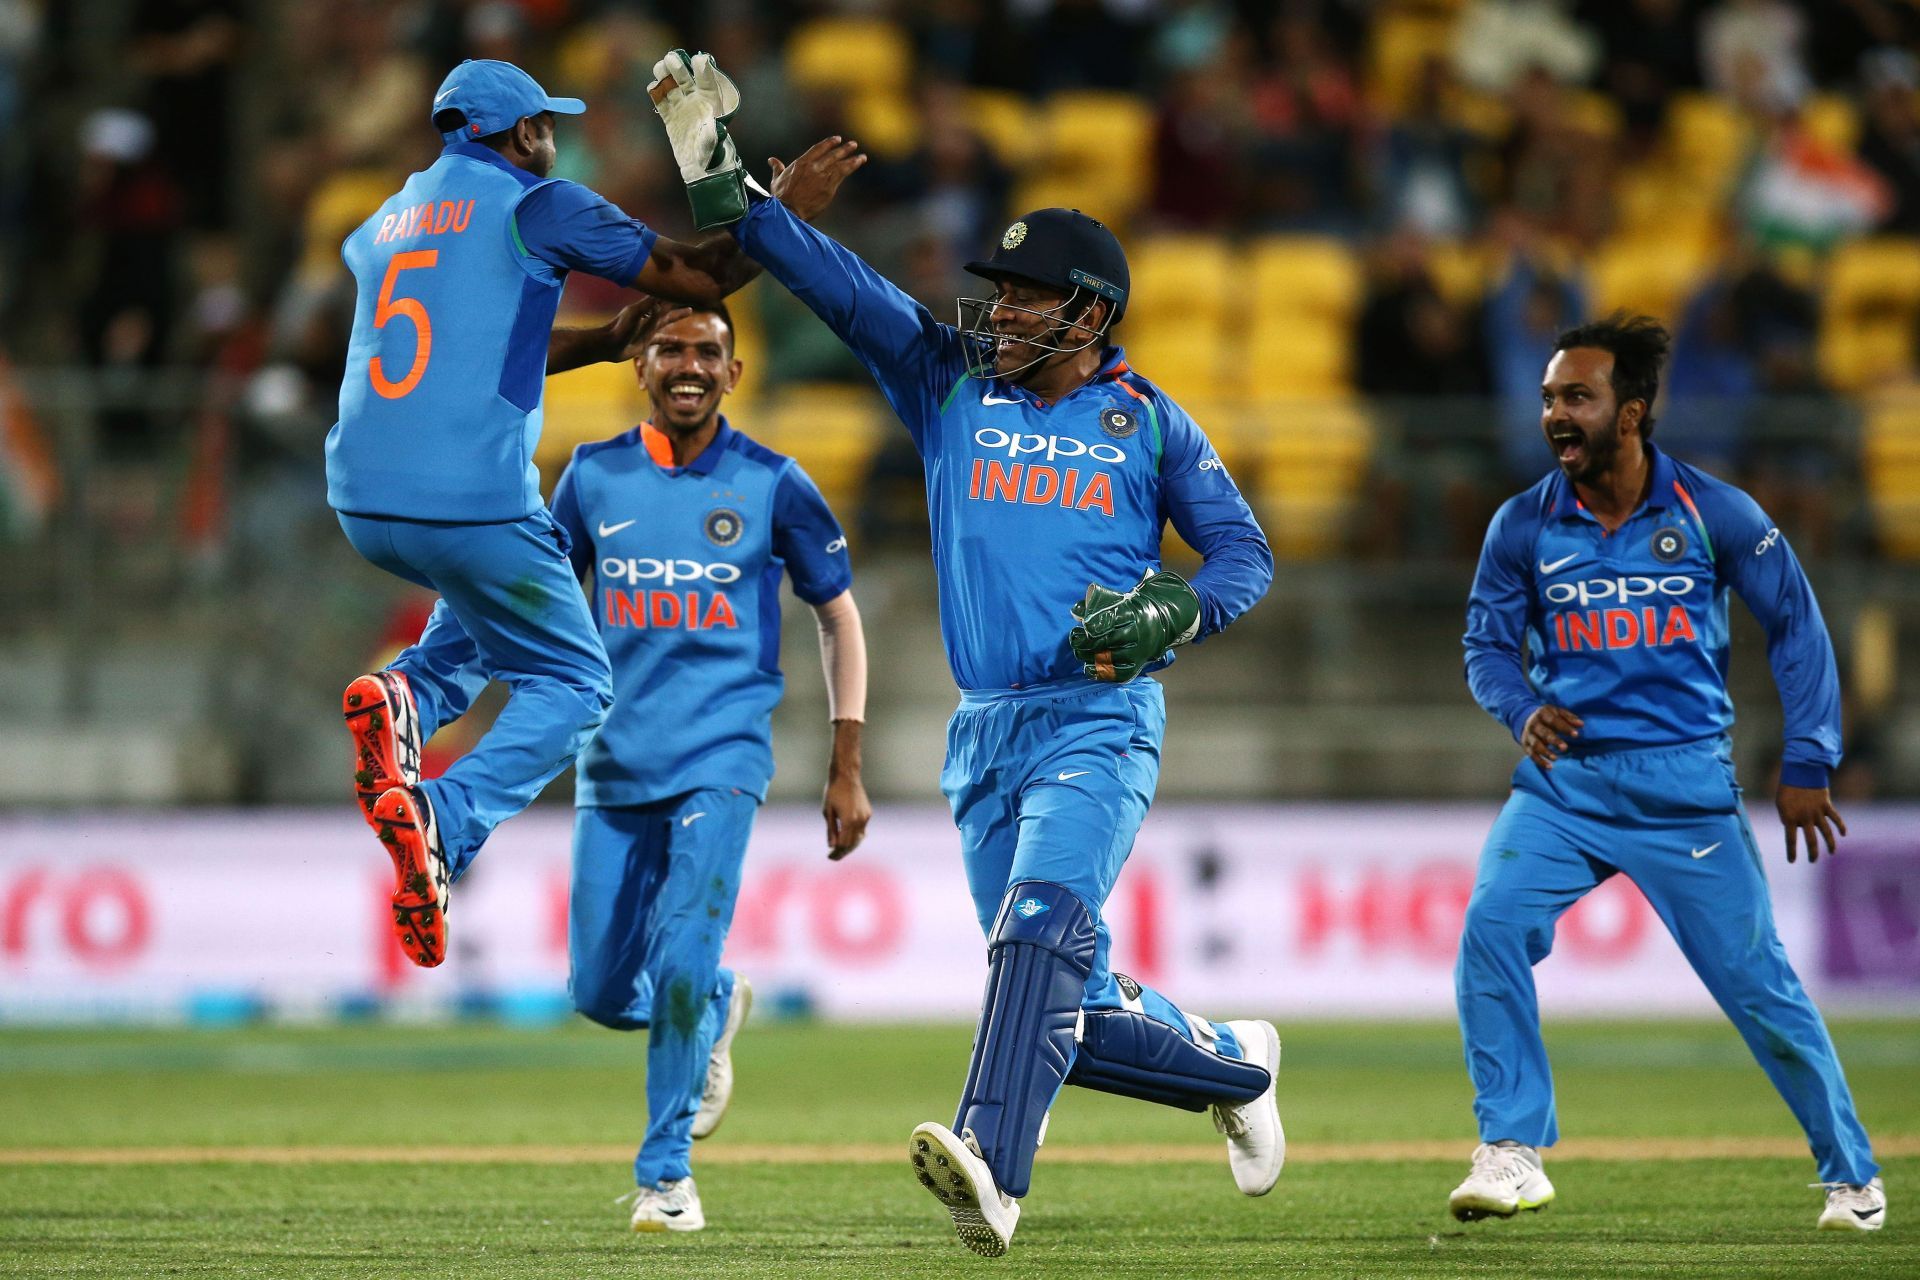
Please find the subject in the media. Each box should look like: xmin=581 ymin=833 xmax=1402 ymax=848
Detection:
xmin=1148 ymin=56 xmax=1247 ymax=229
xmin=1483 ymin=240 xmax=1587 ymax=482
xmin=1739 ymin=107 xmax=1891 ymax=251
xmin=1493 ymin=66 xmax=1617 ymax=244
xmin=1579 ymin=0 xmax=1700 ymax=149
xmin=1857 ymin=49 xmax=1920 ymax=234
xmin=1018 ymin=0 xmax=1150 ymax=94
xmin=75 ymin=109 xmax=184 ymax=455
xmin=126 ymin=0 xmax=242 ymax=230
xmin=1452 ymin=0 xmax=1599 ymax=97
xmin=1246 ymin=10 xmax=1365 ymax=232
xmin=1701 ymin=0 xmax=1809 ymax=115
xmin=1370 ymin=55 xmax=1485 ymax=238
xmin=1664 ymin=276 xmax=1761 ymax=472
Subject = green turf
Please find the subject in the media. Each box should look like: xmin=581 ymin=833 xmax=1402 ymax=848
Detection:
xmin=1 ymin=1019 xmax=1915 ymax=1277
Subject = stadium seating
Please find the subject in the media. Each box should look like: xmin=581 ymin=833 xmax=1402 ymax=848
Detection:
xmin=1245 ymin=397 xmax=1376 ymax=560
xmin=1819 ymin=237 xmax=1920 ymax=391
xmin=1010 ymin=92 xmax=1156 ymax=230
xmin=1118 ymin=235 xmax=1237 ymax=404
xmin=751 ymin=383 xmax=887 ymax=514
xmin=1863 ymin=388 xmax=1920 ymax=559
xmin=1246 ymin=237 xmax=1365 ymax=396
xmin=1586 ymin=234 xmax=1712 ymax=326
xmin=966 ymin=89 xmax=1043 ymax=171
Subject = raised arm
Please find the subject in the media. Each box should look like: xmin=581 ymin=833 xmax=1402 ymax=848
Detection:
xmin=733 ymin=139 xmax=969 ymax=448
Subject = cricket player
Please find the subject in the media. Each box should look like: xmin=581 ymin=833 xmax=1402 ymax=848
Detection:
xmin=711 ymin=139 xmax=1282 ymax=1256
xmin=1456 ymin=314 xmax=1884 ymax=1230
xmin=330 ymin=55 xmax=779 ymax=968
xmin=545 ymin=303 xmax=870 ymax=1233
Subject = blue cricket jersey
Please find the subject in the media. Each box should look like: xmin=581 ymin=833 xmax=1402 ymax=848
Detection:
xmin=328 ymin=142 xmax=657 ymax=522
xmin=550 ymin=419 xmax=852 ymax=806
xmin=733 ymin=198 xmax=1272 ymax=691
xmin=1463 ymin=444 xmax=1843 ymax=787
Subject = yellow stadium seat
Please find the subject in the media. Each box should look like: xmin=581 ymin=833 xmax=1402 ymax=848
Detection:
xmin=1585 ymin=235 xmax=1712 ymax=325
xmin=1801 ymin=93 xmax=1862 ymax=155
xmin=1862 ymin=389 xmax=1920 ymax=558
xmin=1245 ymin=238 xmax=1364 ymax=395
xmin=298 ymin=170 xmax=393 ymax=281
xmin=967 ymin=89 xmax=1042 ymax=171
xmin=1367 ymin=10 xmax=1457 ymax=117
xmin=1664 ymin=92 xmax=1754 ymax=198
xmin=1012 ymin=92 xmax=1155 ymax=228
xmin=1564 ymin=90 xmax=1624 ymax=140
xmin=1117 ymin=235 xmax=1236 ymax=402
xmin=537 ymin=356 xmax=648 ymax=471
xmin=786 ymin=18 xmax=912 ymax=98
xmin=849 ymin=88 xmax=921 ymax=159
xmin=1819 ymin=237 xmax=1920 ymax=391
xmin=754 ymin=384 xmax=887 ymax=513
xmin=1246 ymin=397 xmax=1376 ymax=559
xmin=1425 ymin=240 xmax=1497 ymax=306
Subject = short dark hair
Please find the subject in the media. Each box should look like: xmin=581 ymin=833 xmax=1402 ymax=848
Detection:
xmin=1553 ymin=312 xmax=1672 ymax=439
xmin=431 ymin=109 xmax=550 ymax=149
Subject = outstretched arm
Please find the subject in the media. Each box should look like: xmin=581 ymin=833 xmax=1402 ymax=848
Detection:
xmin=630 ymin=230 xmax=761 ymax=306
xmin=734 ymin=138 xmax=968 ymax=448
xmin=546 ymin=296 xmax=689 ymax=375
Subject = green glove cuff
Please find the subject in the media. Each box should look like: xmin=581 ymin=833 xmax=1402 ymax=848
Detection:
xmin=687 ymin=168 xmax=749 ymax=229
xmin=1136 ymin=571 xmax=1201 ymax=648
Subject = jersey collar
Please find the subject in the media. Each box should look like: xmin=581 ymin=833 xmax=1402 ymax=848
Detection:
xmin=992 ymin=345 xmax=1133 ymax=407
xmin=639 ymin=417 xmax=733 ymax=475
xmin=441 ymin=139 xmax=542 ymax=189
xmin=1547 ymin=442 xmax=1679 ymax=521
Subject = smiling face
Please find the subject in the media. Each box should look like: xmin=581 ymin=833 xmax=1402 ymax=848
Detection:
xmin=637 ymin=311 xmax=739 ymax=433
xmin=1541 ymin=346 xmax=1640 ymax=483
xmin=987 ymin=278 xmax=1107 ymax=381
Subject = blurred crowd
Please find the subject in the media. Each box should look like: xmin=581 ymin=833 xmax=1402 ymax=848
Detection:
xmin=4 ymin=0 xmax=1920 ymax=561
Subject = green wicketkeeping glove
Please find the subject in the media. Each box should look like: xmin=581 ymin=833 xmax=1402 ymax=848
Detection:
xmin=1068 ymin=570 xmax=1202 ymax=683
xmin=649 ymin=49 xmax=747 ymax=229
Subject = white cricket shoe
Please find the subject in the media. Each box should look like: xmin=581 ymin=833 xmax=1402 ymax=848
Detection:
xmin=1816 ymin=1177 xmax=1886 ymax=1231
xmin=626 ymin=1177 xmax=705 ymax=1233
xmin=909 ymin=1122 xmax=1020 ymax=1257
xmin=1449 ymin=1141 xmax=1555 ymax=1221
xmin=1212 ymin=1019 xmax=1284 ymax=1196
xmin=692 ymin=975 xmax=753 ymax=1140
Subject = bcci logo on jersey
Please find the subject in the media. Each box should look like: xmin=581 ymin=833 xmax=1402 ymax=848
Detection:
xmin=705 ymin=508 xmax=744 ymax=547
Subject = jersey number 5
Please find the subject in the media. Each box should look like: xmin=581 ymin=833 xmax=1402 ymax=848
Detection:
xmin=369 ymin=250 xmax=438 ymax=400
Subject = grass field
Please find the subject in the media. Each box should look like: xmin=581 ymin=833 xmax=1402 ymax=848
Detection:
xmin=2 ymin=1018 xmax=1915 ymax=1277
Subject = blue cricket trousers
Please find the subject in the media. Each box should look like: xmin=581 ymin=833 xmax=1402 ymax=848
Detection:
xmin=570 ymin=789 xmax=756 ymax=1187
xmin=339 ymin=510 xmax=612 ymax=878
xmin=941 ymin=678 xmax=1246 ymax=1060
xmin=1456 ymin=736 xmax=1878 ymax=1185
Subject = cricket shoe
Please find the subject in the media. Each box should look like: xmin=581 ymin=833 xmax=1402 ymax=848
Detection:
xmin=1816 ymin=1177 xmax=1885 ymax=1231
xmin=370 ymin=784 xmax=450 ymax=968
xmin=909 ymin=1122 xmax=1019 ymax=1257
xmin=692 ymin=975 xmax=753 ymax=1140
xmin=343 ymin=671 xmax=422 ymax=830
xmin=1213 ymin=1019 xmax=1285 ymax=1196
xmin=1449 ymin=1141 xmax=1555 ymax=1221
xmin=625 ymin=1177 xmax=705 ymax=1233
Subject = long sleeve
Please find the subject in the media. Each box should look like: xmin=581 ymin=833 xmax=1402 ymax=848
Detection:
xmin=732 ymin=197 xmax=968 ymax=450
xmin=811 ymin=589 xmax=867 ymax=723
xmin=1157 ymin=400 xmax=1272 ymax=638
xmin=1464 ymin=497 xmax=1543 ymax=742
xmin=1706 ymin=488 xmax=1843 ymax=787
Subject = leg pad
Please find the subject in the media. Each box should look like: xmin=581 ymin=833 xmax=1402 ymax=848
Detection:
xmin=1066 ymin=1009 xmax=1270 ymax=1111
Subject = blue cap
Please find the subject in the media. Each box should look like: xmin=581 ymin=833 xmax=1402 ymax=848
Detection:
xmin=430 ymin=59 xmax=585 ymax=139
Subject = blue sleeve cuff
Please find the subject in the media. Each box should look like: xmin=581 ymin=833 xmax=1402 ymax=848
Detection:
xmin=1779 ymin=761 xmax=1830 ymax=790
xmin=1507 ymin=704 xmax=1542 ymax=745
xmin=618 ymin=227 xmax=656 ymax=286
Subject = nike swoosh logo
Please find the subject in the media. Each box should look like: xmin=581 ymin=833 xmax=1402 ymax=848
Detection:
xmin=982 ymin=392 xmax=1023 ymax=406
xmin=1855 ymin=1208 xmax=1882 ymax=1220
xmin=1691 ymin=842 xmax=1721 ymax=859
xmin=1538 ymin=553 xmax=1580 ymax=574
xmin=681 ymin=812 xmax=707 ymax=827
xmin=598 ymin=519 xmax=636 ymax=537
xmin=434 ymin=86 xmax=459 ymax=104
xmin=1057 ymin=770 xmax=1091 ymax=781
